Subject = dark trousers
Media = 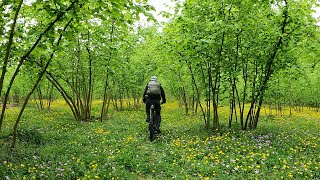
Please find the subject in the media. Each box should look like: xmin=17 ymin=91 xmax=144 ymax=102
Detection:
xmin=145 ymin=99 xmax=161 ymax=129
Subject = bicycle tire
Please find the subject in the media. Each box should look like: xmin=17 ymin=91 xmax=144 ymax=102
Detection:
xmin=149 ymin=105 xmax=155 ymax=141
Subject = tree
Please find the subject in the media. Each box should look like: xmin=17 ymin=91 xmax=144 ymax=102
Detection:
xmin=0 ymin=0 xmax=156 ymax=148
xmin=159 ymin=0 xmax=319 ymax=130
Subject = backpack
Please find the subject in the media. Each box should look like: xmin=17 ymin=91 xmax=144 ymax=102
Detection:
xmin=147 ymin=81 xmax=161 ymax=95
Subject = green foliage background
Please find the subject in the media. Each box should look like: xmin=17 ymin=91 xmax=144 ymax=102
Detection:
xmin=1 ymin=0 xmax=320 ymax=178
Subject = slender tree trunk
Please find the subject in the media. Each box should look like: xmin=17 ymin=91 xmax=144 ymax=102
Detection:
xmin=37 ymin=86 xmax=44 ymax=110
xmin=211 ymin=30 xmax=225 ymax=130
xmin=191 ymin=83 xmax=196 ymax=114
xmin=46 ymin=74 xmax=79 ymax=120
xmin=85 ymin=32 xmax=93 ymax=120
xmin=0 ymin=1 xmax=77 ymax=131
xmin=11 ymin=19 xmax=73 ymax=148
xmin=187 ymin=64 xmax=206 ymax=123
xmin=100 ymin=21 xmax=115 ymax=119
xmin=253 ymin=93 xmax=264 ymax=129
xmin=229 ymin=77 xmax=237 ymax=128
xmin=245 ymin=0 xmax=288 ymax=130
xmin=0 ymin=0 xmax=23 ymax=96
xmin=181 ymin=86 xmax=188 ymax=114
xmin=246 ymin=58 xmax=258 ymax=129
xmin=206 ymin=63 xmax=211 ymax=129
xmin=228 ymin=56 xmax=235 ymax=128
xmin=229 ymin=92 xmax=233 ymax=128
xmin=12 ymin=59 xmax=51 ymax=149
xmin=75 ymin=37 xmax=86 ymax=120
xmin=47 ymin=83 xmax=53 ymax=110
xmin=177 ymin=71 xmax=188 ymax=114
xmin=101 ymin=72 xmax=110 ymax=121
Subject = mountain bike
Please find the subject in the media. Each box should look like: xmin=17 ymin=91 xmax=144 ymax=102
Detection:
xmin=149 ymin=104 xmax=157 ymax=141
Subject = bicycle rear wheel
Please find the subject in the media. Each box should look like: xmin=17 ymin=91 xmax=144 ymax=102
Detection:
xmin=149 ymin=105 xmax=156 ymax=141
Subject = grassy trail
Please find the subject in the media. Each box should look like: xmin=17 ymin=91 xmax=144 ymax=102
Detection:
xmin=0 ymin=101 xmax=319 ymax=179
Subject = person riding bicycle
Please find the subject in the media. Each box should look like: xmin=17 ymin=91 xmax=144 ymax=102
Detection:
xmin=143 ymin=76 xmax=166 ymax=133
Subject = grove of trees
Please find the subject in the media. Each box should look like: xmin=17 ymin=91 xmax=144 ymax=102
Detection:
xmin=1 ymin=0 xmax=320 ymax=148
xmin=159 ymin=0 xmax=320 ymax=131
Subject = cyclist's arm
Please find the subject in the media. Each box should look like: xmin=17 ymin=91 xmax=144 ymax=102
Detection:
xmin=160 ymin=86 xmax=166 ymax=104
xmin=143 ymin=85 xmax=148 ymax=103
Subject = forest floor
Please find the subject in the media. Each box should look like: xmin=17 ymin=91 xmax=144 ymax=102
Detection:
xmin=0 ymin=100 xmax=319 ymax=179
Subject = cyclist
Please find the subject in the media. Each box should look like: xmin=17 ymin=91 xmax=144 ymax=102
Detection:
xmin=143 ymin=76 xmax=166 ymax=133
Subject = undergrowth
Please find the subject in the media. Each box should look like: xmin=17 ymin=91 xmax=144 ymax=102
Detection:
xmin=0 ymin=101 xmax=319 ymax=179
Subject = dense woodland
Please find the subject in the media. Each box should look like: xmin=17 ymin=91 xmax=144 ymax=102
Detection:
xmin=1 ymin=0 xmax=320 ymax=146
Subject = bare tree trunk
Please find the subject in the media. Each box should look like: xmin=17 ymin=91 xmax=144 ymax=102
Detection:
xmin=101 ymin=73 xmax=110 ymax=121
xmin=191 ymin=83 xmax=196 ymax=114
xmin=187 ymin=64 xmax=206 ymax=123
xmin=101 ymin=21 xmax=115 ymax=121
xmin=37 ymin=86 xmax=44 ymax=110
xmin=46 ymin=82 xmax=54 ymax=110
xmin=239 ymin=59 xmax=248 ymax=130
xmin=205 ymin=63 xmax=211 ymax=129
xmin=0 ymin=0 xmax=23 ymax=96
xmin=229 ymin=82 xmax=236 ymax=128
xmin=85 ymin=32 xmax=93 ymax=120
xmin=46 ymin=74 xmax=79 ymax=120
xmin=245 ymin=0 xmax=288 ymax=130
xmin=12 ymin=59 xmax=51 ymax=149
xmin=253 ymin=93 xmax=264 ymax=129
xmin=11 ymin=19 xmax=73 ymax=148
xmin=177 ymin=71 xmax=188 ymax=114
xmin=181 ymin=86 xmax=188 ymax=114
xmin=0 ymin=1 xmax=77 ymax=131
xmin=211 ymin=30 xmax=225 ymax=130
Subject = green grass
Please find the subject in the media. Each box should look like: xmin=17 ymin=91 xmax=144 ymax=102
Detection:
xmin=0 ymin=102 xmax=319 ymax=179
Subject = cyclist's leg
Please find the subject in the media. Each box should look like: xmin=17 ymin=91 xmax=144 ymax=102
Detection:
xmin=154 ymin=102 xmax=161 ymax=131
xmin=158 ymin=105 xmax=161 ymax=131
xmin=145 ymin=99 xmax=151 ymax=122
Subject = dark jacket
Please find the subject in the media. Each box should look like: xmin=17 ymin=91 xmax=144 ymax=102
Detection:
xmin=143 ymin=81 xmax=166 ymax=103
